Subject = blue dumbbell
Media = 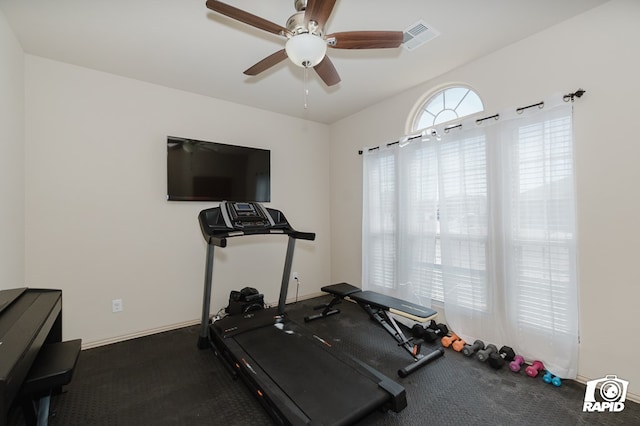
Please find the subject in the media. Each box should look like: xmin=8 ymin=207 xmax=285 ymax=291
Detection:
xmin=542 ymin=371 xmax=562 ymax=387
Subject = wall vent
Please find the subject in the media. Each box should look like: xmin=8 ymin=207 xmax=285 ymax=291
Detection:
xmin=403 ymin=20 xmax=439 ymax=51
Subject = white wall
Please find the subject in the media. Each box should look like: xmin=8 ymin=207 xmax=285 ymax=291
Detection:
xmin=0 ymin=10 xmax=25 ymax=290
xmin=24 ymin=56 xmax=331 ymax=346
xmin=330 ymin=0 xmax=640 ymax=397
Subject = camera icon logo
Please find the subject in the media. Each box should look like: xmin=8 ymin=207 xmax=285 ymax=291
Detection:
xmin=583 ymin=375 xmax=629 ymax=412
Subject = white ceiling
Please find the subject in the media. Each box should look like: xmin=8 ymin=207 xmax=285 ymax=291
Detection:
xmin=0 ymin=0 xmax=608 ymax=124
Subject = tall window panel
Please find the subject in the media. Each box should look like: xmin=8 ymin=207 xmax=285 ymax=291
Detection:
xmin=362 ymin=149 xmax=397 ymax=291
xmin=362 ymin=141 xmax=439 ymax=304
xmin=438 ymin=131 xmax=490 ymax=313
xmin=398 ymin=141 xmax=439 ymax=304
xmin=501 ymin=107 xmax=579 ymax=377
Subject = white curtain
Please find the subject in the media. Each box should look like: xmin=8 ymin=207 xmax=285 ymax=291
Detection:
xmin=362 ymin=98 xmax=579 ymax=378
xmin=362 ymin=139 xmax=439 ymax=305
xmin=498 ymin=101 xmax=579 ymax=378
xmin=437 ymin=126 xmax=499 ymax=342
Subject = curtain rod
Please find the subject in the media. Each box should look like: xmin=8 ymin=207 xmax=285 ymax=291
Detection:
xmin=358 ymin=88 xmax=586 ymax=155
xmin=357 ymin=134 xmax=421 ymax=155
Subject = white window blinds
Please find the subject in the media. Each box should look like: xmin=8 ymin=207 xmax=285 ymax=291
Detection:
xmin=438 ymin=130 xmax=489 ymax=312
xmin=362 ymin=98 xmax=579 ymax=378
xmin=501 ymin=107 xmax=579 ymax=363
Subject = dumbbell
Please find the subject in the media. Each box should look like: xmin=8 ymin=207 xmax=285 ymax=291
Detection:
xmin=526 ymin=360 xmax=545 ymax=377
xmin=462 ymin=340 xmax=484 ymax=357
xmin=411 ymin=323 xmax=427 ymax=339
xmin=542 ymin=371 xmax=562 ymax=387
xmin=422 ymin=321 xmax=449 ymax=342
xmin=488 ymin=346 xmax=516 ymax=369
xmin=441 ymin=333 xmax=460 ymax=348
xmin=477 ymin=344 xmax=497 ymax=362
xmin=452 ymin=338 xmax=466 ymax=352
xmin=509 ymin=355 xmax=525 ymax=372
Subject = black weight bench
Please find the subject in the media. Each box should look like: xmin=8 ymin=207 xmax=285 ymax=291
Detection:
xmin=21 ymin=339 xmax=82 ymax=426
xmin=306 ymin=283 xmax=444 ymax=377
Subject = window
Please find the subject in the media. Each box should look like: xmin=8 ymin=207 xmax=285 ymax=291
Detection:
xmin=413 ymin=86 xmax=484 ymax=131
xmin=506 ymin=114 xmax=576 ymax=333
xmin=363 ymin=97 xmax=579 ymax=377
xmin=407 ymin=86 xmax=485 ymax=302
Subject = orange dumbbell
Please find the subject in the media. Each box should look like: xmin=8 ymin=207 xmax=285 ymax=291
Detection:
xmin=452 ymin=338 xmax=466 ymax=352
xmin=441 ymin=333 xmax=460 ymax=348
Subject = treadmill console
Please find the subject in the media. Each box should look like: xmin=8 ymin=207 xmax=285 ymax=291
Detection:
xmin=220 ymin=201 xmax=275 ymax=230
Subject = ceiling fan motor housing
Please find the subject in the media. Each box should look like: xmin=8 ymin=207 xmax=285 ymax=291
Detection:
xmin=285 ymin=3 xmax=326 ymax=68
xmin=286 ymin=11 xmax=322 ymax=36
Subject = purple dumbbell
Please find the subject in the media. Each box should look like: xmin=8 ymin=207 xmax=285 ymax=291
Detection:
xmin=526 ymin=360 xmax=545 ymax=377
xmin=509 ymin=355 xmax=524 ymax=372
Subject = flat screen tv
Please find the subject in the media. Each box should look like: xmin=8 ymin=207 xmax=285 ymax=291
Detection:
xmin=167 ymin=136 xmax=270 ymax=202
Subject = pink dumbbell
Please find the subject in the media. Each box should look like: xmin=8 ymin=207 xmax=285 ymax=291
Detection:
xmin=509 ymin=355 xmax=524 ymax=372
xmin=526 ymin=360 xmax=545 ymax=377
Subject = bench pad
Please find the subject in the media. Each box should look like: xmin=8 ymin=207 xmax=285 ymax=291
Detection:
xmin=320 ymin=283 xmax=437 ymax=323
xmin=349 ymin=291 xmax=437 ymax=322
xmin=320 ymin=283 xmax=361 ymax=297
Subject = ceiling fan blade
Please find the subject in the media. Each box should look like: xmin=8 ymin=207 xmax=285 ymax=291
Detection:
xmin=313 ymin=56 xmax=341 ymax=87
xmin=326 ymin=31 xmax=404 ymax=49
xmin=305 ymin=0 xmax=337 ymax=29
xmin=206 ymin=0 xmax=290 ymax=36
xmin=243 ymin=49 xmax=288 ymax=75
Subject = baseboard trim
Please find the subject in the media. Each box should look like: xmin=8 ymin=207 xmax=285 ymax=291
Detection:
xmin=283 ymin=291 xmax=324 ymax=304
xmin=82 ymin=319 xmax=200 ymax=350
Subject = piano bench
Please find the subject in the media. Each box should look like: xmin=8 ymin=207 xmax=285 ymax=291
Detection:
xmin=21 ymin=339 xmax=81 ymax=426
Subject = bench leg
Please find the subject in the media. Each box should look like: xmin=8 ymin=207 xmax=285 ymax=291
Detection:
xmin=304 ymin=296 xmax=343 ymax=322
xmin=360 ymin=304 xmax=444 ymax=377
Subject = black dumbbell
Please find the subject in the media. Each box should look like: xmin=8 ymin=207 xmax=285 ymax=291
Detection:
xmin=462 ymin=339 xmax=484 ymax=357
xmin=411 ymin=323 xmax=426 ymax=338
xmin=488 ymin=346 xmax=516 ymax=369
xmin=412 ymin=320 xmax=446 ymax=340
xmin=411 ymin=321 xmax=434 ymax=338
xmin=477 ymin=344 xmax=497 ymax=362
xmin=423 ymin=321 xmax=449 ymax=342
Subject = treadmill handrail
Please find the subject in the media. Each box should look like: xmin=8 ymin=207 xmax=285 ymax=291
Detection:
xmin=201 ymin=229 xmax=316 ymax=247
xmin=198 ymin=207 xmax=316 ymax=247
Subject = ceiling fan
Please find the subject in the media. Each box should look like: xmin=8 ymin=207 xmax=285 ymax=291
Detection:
xmin=205 ymin=0 xmax=404 ymax=86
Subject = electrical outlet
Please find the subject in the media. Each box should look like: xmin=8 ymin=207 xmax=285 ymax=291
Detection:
xmin=293 ymin=272 xmax=299 ymax=280
xmin=112 ymin=299 xmax=123 ymax=313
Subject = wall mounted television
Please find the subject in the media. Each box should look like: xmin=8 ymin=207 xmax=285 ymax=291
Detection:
xmin=167 ymin=136 xmax=270 ymax=202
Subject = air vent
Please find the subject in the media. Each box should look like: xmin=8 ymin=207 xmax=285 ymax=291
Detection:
xmin=403 ymin=20 xmax=439 ymax=51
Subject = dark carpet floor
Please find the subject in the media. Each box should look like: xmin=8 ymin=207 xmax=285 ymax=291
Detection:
xmin=9 ymin=296 xmax=640 ymax=425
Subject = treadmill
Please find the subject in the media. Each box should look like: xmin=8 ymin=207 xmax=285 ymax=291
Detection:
xmin=197 ymin=202 xmax=406 ymax=425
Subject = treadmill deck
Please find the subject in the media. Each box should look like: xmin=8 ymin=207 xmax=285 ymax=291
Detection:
xmin=210 ymin=309 xmax=405 ymax=425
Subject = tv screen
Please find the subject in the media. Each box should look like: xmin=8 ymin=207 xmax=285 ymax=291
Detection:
xmin=167 ymin=136 xmax=270 ymax=202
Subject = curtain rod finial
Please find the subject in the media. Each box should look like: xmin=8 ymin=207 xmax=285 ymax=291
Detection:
xmin=564 ymin=88 xmax=586 ymax=102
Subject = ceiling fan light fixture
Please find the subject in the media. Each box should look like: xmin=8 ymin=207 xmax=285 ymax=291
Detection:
xmin=285 ymin=33 xmax=327 ymax=68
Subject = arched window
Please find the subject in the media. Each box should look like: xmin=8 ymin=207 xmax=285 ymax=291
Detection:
xmin=412 ymin=86 xmax=484 ymax=131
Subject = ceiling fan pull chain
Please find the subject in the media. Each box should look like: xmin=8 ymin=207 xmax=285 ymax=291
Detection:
xmin=304 ymin=67 xmax=310 ymax=109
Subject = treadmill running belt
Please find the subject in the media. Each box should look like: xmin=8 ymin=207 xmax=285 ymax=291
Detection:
xmin=233 ymin=321 xmax=390 ymax=424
